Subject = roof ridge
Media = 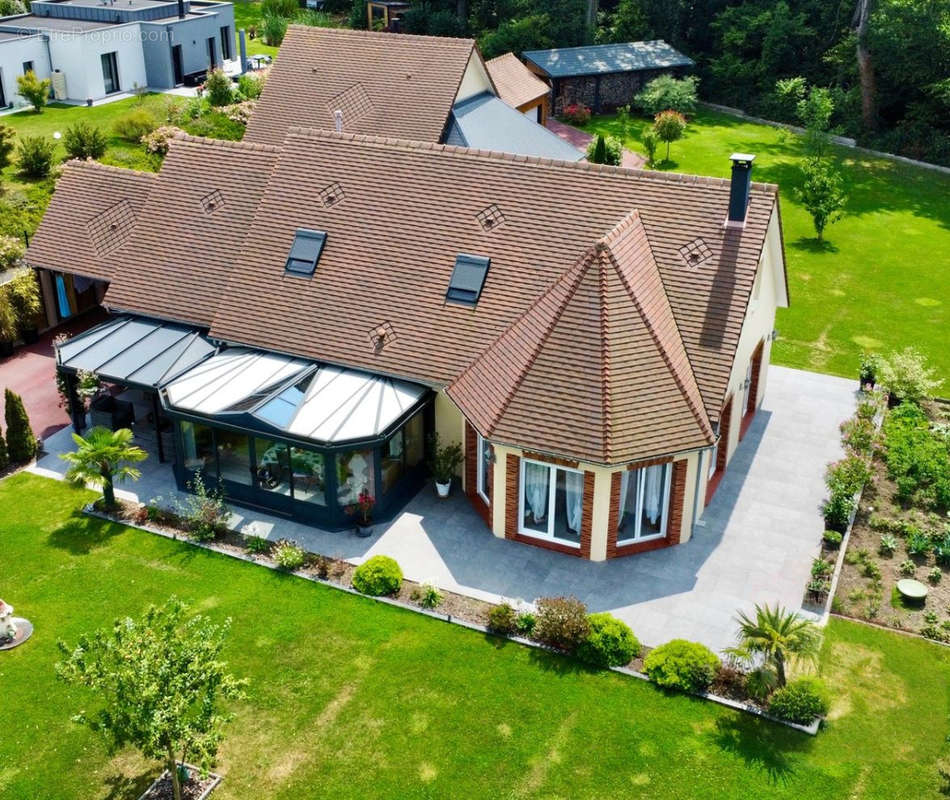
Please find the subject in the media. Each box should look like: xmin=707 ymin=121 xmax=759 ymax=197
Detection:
xmin=523 ymin=39 xmax=670 ymax=55
xmin=600 ymin=217 xmax=714 ymax=443
xmin=282 ymin=127 xmax=779 ymax=193
xmin=170 ymin=132 xmax=284 ymax=154
xmin=62 ymin=158 xmax=158 ymax=179
xmin=285 ymin=23 xmax=476 ymax=46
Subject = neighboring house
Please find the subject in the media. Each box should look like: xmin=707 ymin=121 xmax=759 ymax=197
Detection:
xmin=244 ymin=26 xmax=581 ymax=161
xmin=0 ymin=0 xmax=235 ymax=107
xmin=30 ymin=127 xmax=787 ymax=561
xmin=524 ymin=40 xmax=694 ymax=115
xmin=485 ymin=52 xmax=550 ymax=124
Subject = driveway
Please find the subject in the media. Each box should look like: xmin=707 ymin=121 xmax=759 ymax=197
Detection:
xmin=31 ymin=365 xmax=856 ymax=654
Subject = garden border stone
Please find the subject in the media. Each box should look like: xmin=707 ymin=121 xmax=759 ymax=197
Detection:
xmin=82 ymin=505 xmax=822 ymax=736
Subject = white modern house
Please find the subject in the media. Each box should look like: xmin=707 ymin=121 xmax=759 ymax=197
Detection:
xmin=0 ymin=0 xmax=234 ymax=107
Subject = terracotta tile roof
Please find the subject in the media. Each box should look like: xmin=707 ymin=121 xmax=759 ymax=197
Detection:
xmin=25 ymin=160 xmax=157 ymax=282
xmin=447 ymin=211 xmax=714 ymax=462
xmin=208 ymin=129 xmax=780 ymax=458
xmin=102 ymin=135 xmax=280 ymax=327
xmin=243 ymin=26 xmax=475 ymax=146
xmin=486 ymin=53 xmax=549 ymax=109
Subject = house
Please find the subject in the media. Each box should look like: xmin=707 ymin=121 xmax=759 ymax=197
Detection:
xmin=30 ymin=126 xmax=787 ymax=560
xmin=523 ymin=40 xmax=694 ymax=115
xmin=243 ymin=26 xmax=581 ymax=161
xmin=0 ymin=0 xmax=235 ymax=107
xmin=485 ymin=52 xmax=550 ymax=124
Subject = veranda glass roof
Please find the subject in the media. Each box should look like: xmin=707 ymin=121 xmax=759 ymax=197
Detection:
xmin=163 ymin=348 xmax=428 ymax=445
xmin=56 ymin=316 xmax=217 ymax=389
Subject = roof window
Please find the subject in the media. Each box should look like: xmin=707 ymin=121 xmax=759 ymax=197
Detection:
xmin=285 ymin=229 xmax=327 ymax=277
xmin=446 ymin=254 xmax=490 ymax=307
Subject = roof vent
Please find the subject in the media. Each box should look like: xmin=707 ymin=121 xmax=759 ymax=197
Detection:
xmin=446 ymin=254 xmax=490 ymax=307
xmin=678 ymin=237 xmax=712 ymax=268
xmin=368 ymin=321 xmax=396 ymax=352
xmin=319 ymin=181 xmax=344 ymax=207
xmin=284 ymin=229 xmax=327 ymax=277
xmin=726 ymin=153 xmax=755 ymax=226
xmin=333 ymin=109 xmax=343 ymax=133
xmin=476 ymin=203 xmax=505 ymax=232
xmin=199 ymin=189 xmax=224 ymax=214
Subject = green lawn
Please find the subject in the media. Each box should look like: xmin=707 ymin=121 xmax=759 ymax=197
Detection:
xmin=232 ymin=0 xmax=280 ymax=59
xmin=3 ymin=472 xmax=950 ymax=799
xmin=586 ymin=110 xmax=950 ymax=384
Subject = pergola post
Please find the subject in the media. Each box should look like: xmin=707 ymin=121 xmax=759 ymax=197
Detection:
xmin=151 ymin=392 xmax=166 ymax=463
xmin=62 ymin=369 xmax=85 ymax=433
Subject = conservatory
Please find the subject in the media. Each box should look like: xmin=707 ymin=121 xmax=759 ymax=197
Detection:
xmin=161 ymin=348 xmax=433 ymax=527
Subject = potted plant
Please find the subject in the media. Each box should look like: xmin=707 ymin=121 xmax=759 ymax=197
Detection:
xmin=859 ymin=352 xmax=880 ymax=390
xmin=9 ymin=271 xmax=42 ymax=345
xmin=347 ymin=489 xmax=375 ymax=537
xmin=428 ymin=433 xmax=463 ymax=498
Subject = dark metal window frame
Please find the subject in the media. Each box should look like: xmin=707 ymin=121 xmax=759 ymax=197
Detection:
xmin=446 ymin=253 xmax=490 ymax=307
xmin=285 ymin=229 xmax=327 ymax=277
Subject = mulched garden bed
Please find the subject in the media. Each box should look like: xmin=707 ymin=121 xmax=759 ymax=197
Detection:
xmin=138 ymin=768 xmax=220 ymax=800
xmin=832 ymin=400 xmax=950 ymax=640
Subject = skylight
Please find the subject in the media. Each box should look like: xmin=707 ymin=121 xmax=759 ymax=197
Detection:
xmin=446 ymin=254 xmax=490 ymax=307
xmin=285 ymin=229 xmax=327 ymax=277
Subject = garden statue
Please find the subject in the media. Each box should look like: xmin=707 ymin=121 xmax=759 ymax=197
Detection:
xmin=0 ymin=599 xmax=17 ymax=641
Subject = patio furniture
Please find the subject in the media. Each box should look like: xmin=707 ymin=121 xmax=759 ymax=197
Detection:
xmin=89 ymin=395 xmax=135 ymax=431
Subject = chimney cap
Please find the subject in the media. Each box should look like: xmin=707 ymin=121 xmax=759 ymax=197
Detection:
xmin=730 ymin=152 xmax=756 ymax=164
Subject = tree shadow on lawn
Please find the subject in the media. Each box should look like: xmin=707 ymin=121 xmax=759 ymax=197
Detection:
xmin=788 ymin=236 xmax=839 ymax=255
xmin=711 ymin=713 xmax=815 ymax=786
xmin=46 ymin=512 xmax=125 ymax=555
xmin=100 ymin=765 xmax=157 ymax=800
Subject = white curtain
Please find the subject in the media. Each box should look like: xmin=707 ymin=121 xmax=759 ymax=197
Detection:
xmin=524 ymin=462 xmax=549 ymax=522
xmin=564 ymin=471 xmax=584 ymax=532
xmin=643 ymin=465 xmax=664 ymax=525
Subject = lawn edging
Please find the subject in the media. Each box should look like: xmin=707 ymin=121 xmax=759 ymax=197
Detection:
xmin=82 ymin=504 xmax=821 ymax=736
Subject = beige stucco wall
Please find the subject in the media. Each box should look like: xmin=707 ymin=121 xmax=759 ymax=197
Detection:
xmin=434 ymin=390 xmax=464 ymax=478
xmin=455 ymin=51 xmax=494 ymax=103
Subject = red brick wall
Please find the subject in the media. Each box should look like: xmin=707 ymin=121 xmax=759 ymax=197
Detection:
xmin=607 ymin=459 xmax=687 ymax=558
xmin=464 ymin=421 xmax=491 ymax=528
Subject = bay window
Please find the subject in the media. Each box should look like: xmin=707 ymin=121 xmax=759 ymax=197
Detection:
xmin=617 ymin=463 xmax=672 ymax=544
xmin=519 ymin=458 xmax=584 ymax=546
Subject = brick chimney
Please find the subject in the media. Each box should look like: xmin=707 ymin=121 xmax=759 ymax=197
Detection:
xmin=726 ymin=153 xmax=755 ymax=227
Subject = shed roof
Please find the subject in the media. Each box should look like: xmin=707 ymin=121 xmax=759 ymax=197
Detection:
xmin=523 ymin=40 xmax=694 ymax=78
xmin=243 ymin=25 xmax=476 ymax=147
xmin=446 ymin=92 xmax=581 ymax=161
xmin=485 ymin=52 xmax=549 ymax=109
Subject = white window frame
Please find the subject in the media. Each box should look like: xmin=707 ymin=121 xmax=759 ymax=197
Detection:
xmin=517 ymin=458 xmax=583 ymax=548
xmin=742 ymin=361 xmax=754 ymax=415
xmin=616 ymin=463 xmax=673 ymax=546
xmin=476 ymin=432 xmax=491 ymax=505
xmin=707 ymin=443 xmax=718 ymax=479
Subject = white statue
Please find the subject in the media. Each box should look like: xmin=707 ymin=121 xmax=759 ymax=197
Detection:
xmin=0 ymin=600 xmax=16 ymax=641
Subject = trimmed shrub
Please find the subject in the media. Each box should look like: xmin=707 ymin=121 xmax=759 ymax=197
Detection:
xmin=643 ymin=639 xmax=719 ymax=693
xmin=272 ymin=539 xmax=306 ymax=570
xmin=4 ymin=389 xmax=36 ymax=464
xmin=561 ymin=103 xmax=591 ymax=125
xmin=823 ymin=491 xmax=855 ymax=533
xmin=63 ymin=122 xmax=108 ymax=160
xmin=515 ymin=611 xmax=536 ymax=636
xmin=768 ymin=677 xmax=830 ymax=724
xmin=641 ymin=128 xmax=658 ymax=165
xmin=113 ymin=109 xmax=157 ymax=142
xmin=822 ymin=529 xmax=842 ymax=549
xmin=487 ymin=602 xmax=518 ymax=635
xmin=0 ymin=123 xmax=15 ymax=172
xmin=533 ymin=595 xmax=590 ymax=652
xmin=576 ymin=612 xmax=640 ymax=667
xmin=16 ymin=70 xmax=50 ymax=112
xmin=16 ymin=135 xmax=55 ymax=178
xmin=352 ymin=555 xmax=402 ymax=596
xmin=585 ymin=134 xmax=623 ymax=166
xmin=204 ymin=69 xmax=233 ymax=107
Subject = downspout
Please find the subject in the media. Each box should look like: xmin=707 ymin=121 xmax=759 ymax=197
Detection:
xmin=42 ymin=33 xmax=53 ymax=76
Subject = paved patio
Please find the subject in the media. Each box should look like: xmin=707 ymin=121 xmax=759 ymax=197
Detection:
xmin=31 ymin=365 xmax=856 ymax=653
xmin=546 ymin=118 xmax=646 ymax=168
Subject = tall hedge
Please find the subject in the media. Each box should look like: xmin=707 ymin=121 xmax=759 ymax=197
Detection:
xmin=4 ymin=389 xmax=36 ymax=463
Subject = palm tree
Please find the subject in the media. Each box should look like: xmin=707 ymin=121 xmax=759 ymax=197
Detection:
xmin=60 ymin=427 xmax=146 ymax=510
xmin=725 ymin=603 xmax=822 ymax=687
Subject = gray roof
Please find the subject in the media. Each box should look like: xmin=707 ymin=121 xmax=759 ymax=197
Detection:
xmin=56 ymin=316 xmax=217 ymax=389
xmin=523 ymin=40 xmax=694 ymax=78
xmin=448 ymin=92 xmax=582 ymax=162
xmin=0 ymin=14 xmax=115 ymax=33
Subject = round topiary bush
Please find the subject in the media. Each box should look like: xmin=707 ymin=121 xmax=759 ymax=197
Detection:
xmin=767 ymin=677 xmax=830 ymax=724
xmin=352 ymin=555 xmax=403 ymax=596
xmin=643 ymin=639 xmax=720 ymax=693
xmin=576 ymin=612 xmax=640 ymax=667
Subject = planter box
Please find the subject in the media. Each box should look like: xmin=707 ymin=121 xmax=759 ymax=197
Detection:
xmin=137 ymin=765 xmax=221 ymax=800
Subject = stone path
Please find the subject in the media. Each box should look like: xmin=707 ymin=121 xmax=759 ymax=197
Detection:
xmin=546 ymin=118 xmax=646 ymax=168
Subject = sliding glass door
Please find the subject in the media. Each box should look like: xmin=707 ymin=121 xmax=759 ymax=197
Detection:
xmin=617 ymin=463 xmax=672 ymax=544
xmin=519 ymin=458 xmax=584 ymax=546
xmin=100 ymin=52 xmax=119 ymax=95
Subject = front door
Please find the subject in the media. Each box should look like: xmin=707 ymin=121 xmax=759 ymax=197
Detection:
xmin=172 ymin=45 xmax=184 ymax=86
xmin=207 ymin=37 xmax=217 ymax=70
xmin=100 ymin=52 xmax=119 ymax=95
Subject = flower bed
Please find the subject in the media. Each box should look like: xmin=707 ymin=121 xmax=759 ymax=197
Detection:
xmin=833 ymin=397 xmax=950 ymax=639
xmin=88 ymin=499 xmax=823 ymax=734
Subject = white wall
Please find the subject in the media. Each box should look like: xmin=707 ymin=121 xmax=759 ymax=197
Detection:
xmin=454 ymin=50 xmax=493 ymax=104
xmin=48 ymin=24 xmax=147 ymax=101
xmin=0 ymin=36 xmax=49 ymax=108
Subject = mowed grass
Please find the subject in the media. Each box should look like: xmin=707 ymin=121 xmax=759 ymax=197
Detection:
xmin=586 ymin=110 xmax=950 ymax=383
xmin=2 ymin=473 xmax=950 ymax=799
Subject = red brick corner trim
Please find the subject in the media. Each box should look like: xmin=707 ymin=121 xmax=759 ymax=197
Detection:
xmin=464 ymin=421 xmax=491 ymax=528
